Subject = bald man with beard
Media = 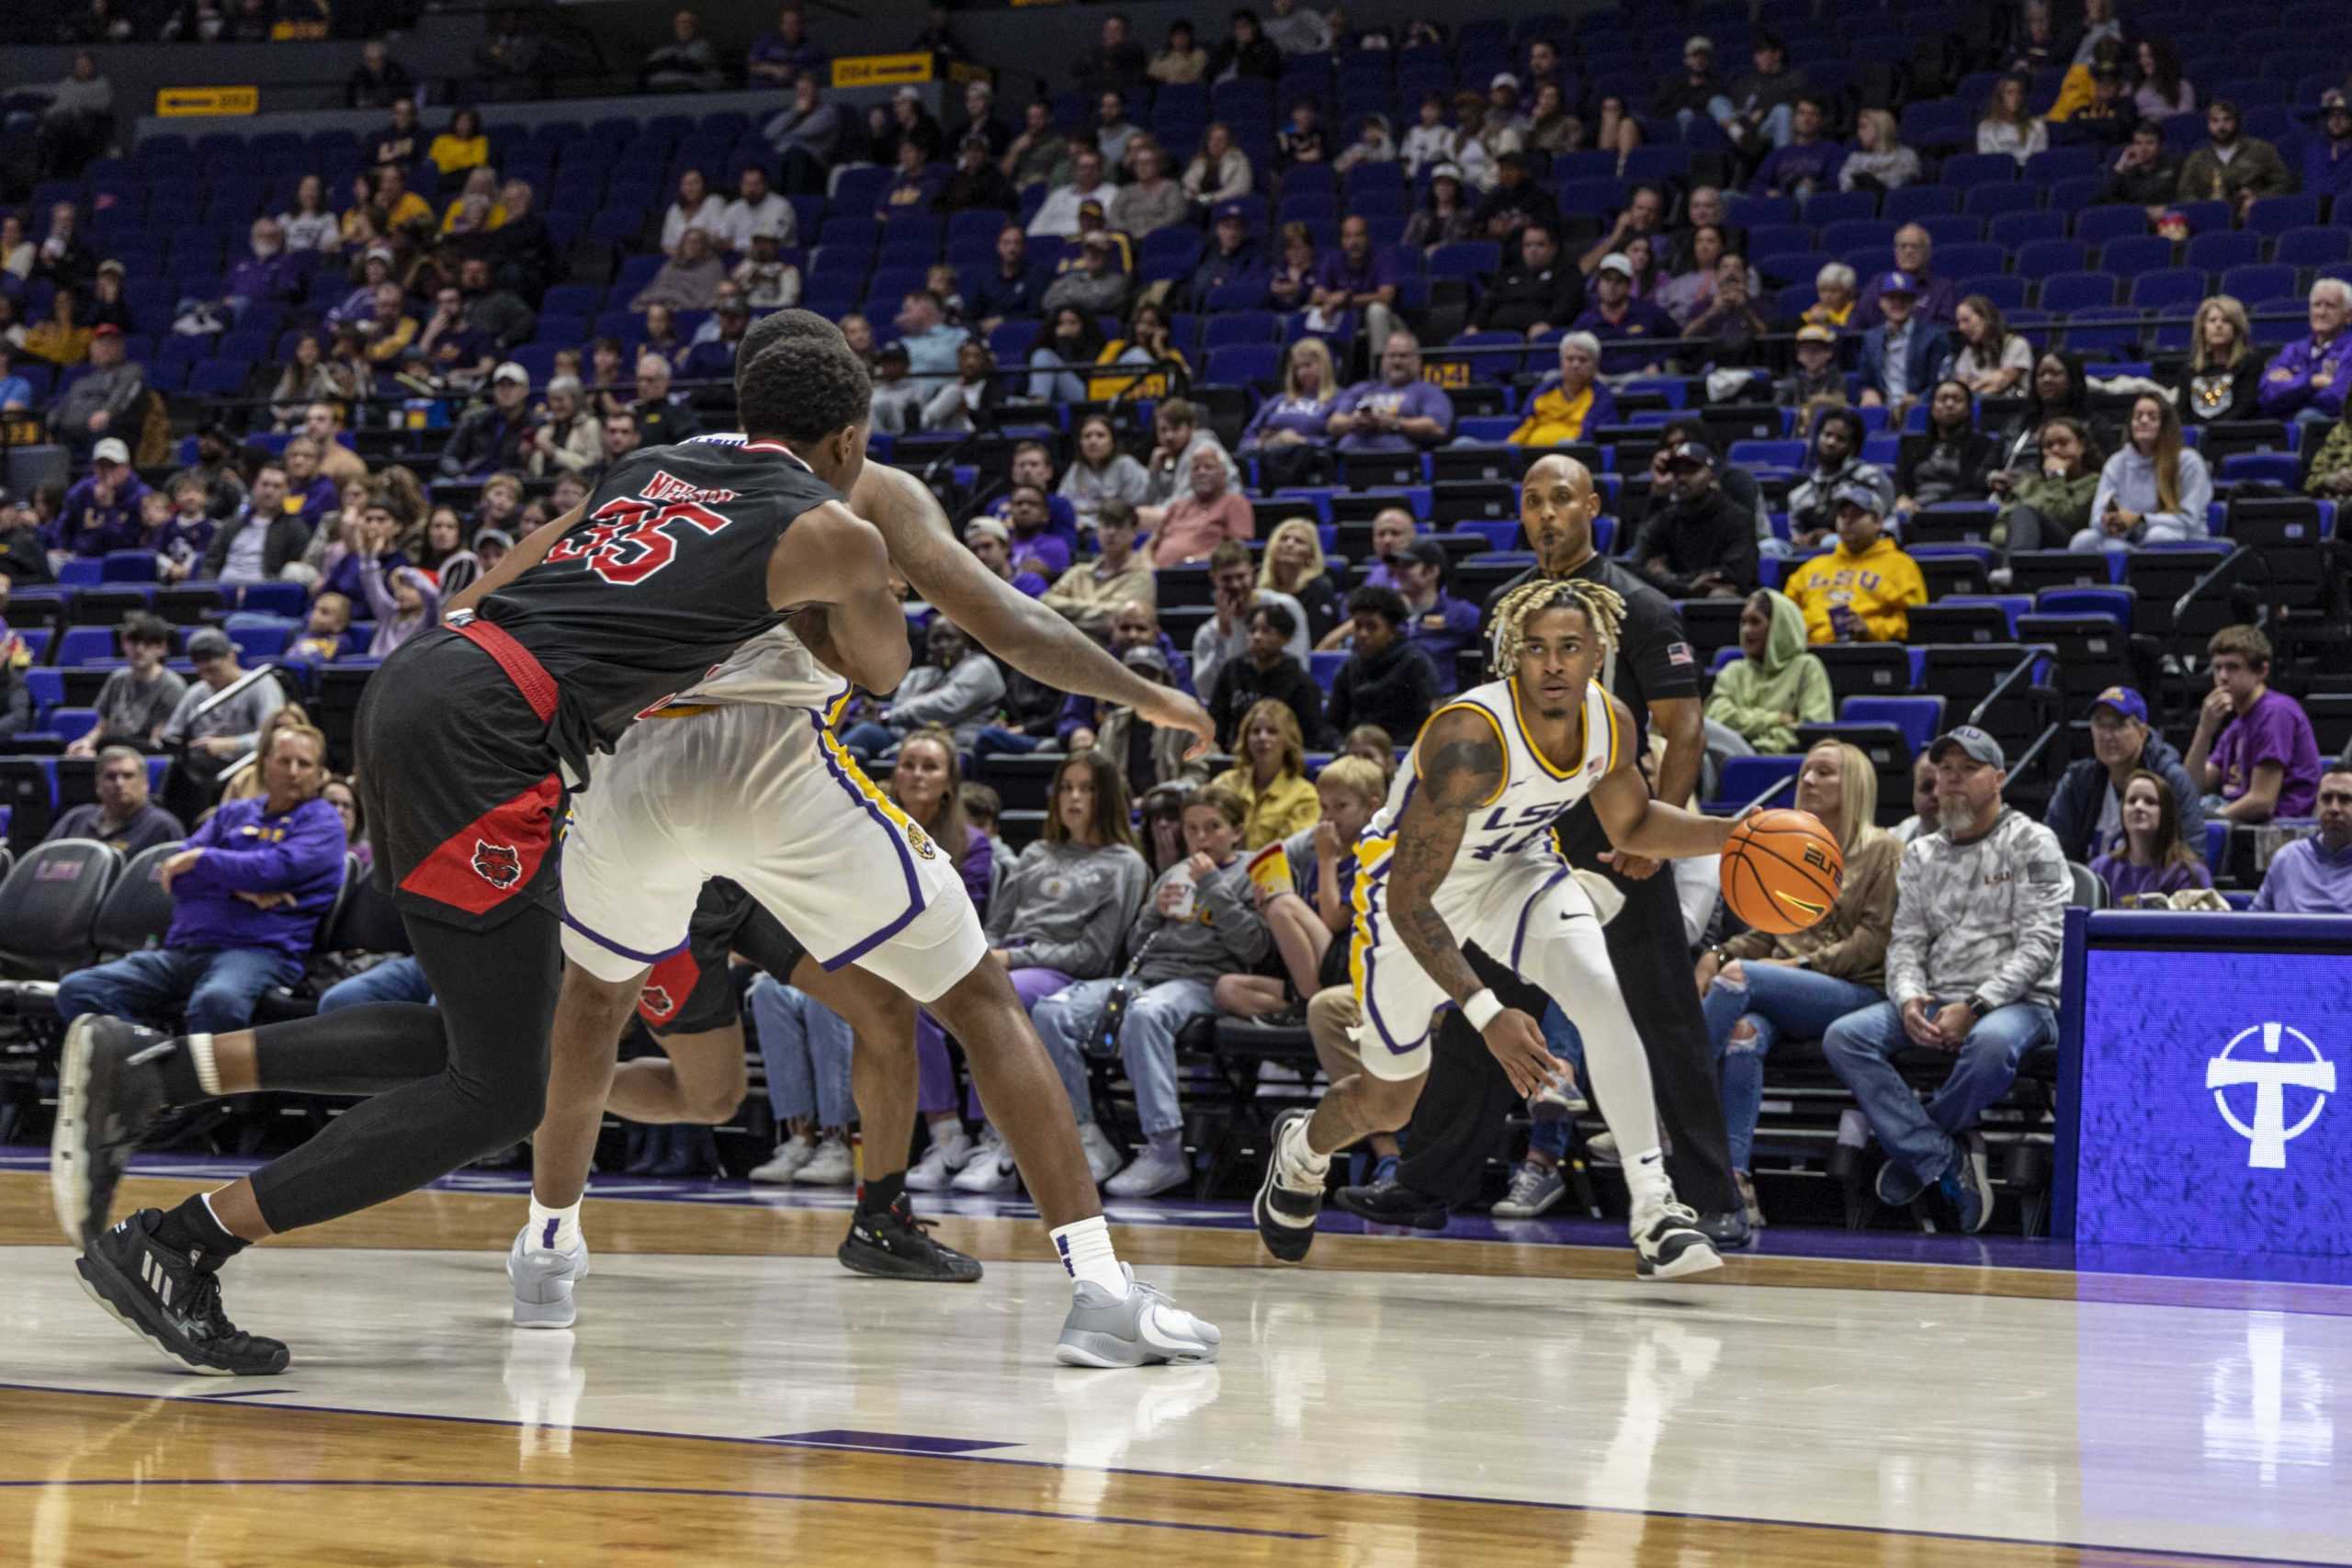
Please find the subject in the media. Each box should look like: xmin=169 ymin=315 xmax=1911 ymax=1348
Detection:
xmin=1329 ymin=455 xmax=1750 ymax=1244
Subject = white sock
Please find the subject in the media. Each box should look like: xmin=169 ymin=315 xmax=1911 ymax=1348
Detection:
xmin=930 ymin=1116 xmax=969 ymax=1152
xmin=527 ymin=1197 xmax=582 ymax=1254
xmin=1050 ymin=1214 xmax=1126 ymax=1296
xmin=198 ymin=1190 xmax=229 ymax=1231
xmin=1279 ymin=1115 xmax=1329 ymax=1182
xmin=186 ymin=1033 xmax=221 ymax=1098
xmin=1625 ymin=1146 xmax=1671 ymax=1213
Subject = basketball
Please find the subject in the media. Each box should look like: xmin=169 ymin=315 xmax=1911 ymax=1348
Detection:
xmin=1721 ymin=809 xmax=1845 ymax=935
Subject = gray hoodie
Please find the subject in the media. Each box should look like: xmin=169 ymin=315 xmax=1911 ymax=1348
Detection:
xmin=886 ymin=650 xmax=1007 ymax=748
xmin=1887 ymin=808 xmax=2069 ymax=1013
xmin=988 ymin=839 xmax=1152 ymax=980
xmin=1127 ymin=854 xmax=1269 ymax=985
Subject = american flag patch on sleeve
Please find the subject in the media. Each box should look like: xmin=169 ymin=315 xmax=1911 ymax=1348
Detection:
xmin=1666 ymin=642 xmax=1694 ymax=665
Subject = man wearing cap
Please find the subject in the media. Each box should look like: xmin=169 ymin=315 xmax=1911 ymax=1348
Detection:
xmin=1857 ymin=271 xmax=1951 ymax=421
xmin=2045 ymin=686 xmax=2206 ymax=864
xmin=1856 ymin=226 xmax=1959 ymax=329
xmin=1182 ymin=203 xmax=1263 ymax=309
xmin=1824 ymin=726 xmax=2067 ymax=1235
xmin=1028 ymin=148 xmax=1115 ymax=240
xmin=1041 ymin=231 xmax=1133 ymax=318
xmin=158 ymin=626 xmax=288 ymax=786
xmin=1387 ymin=537 xmax=1483 ymax=694
xmin=1476 ymin=224 xmax=1586 ymax=341
xmin=964 ymin=514 xmax=1051 ymax=600
xmin=458 ymin=255 xmax=536 ymax=355
xmin=1783 ymin=480 xmax=1926 ymax=643
xmin=1651 ymin=36 xmax=1729 ymax=133
xmin=47 ymin=323 xmax=146 ymax=456
xmin=53 ymin=437 xmax=150 ymax=558
xmin=942 ymin=132 xmax=1018 ymax=216
xmin=167 ymin=425 xmax=248 ymax=521
xmin=1471 ymin=152 xmax=1563 ymax=248
xmin=202 ymin=464 xmax=303 ymax=586
xmin=2303 ymin=90 xmax=2352 ymax=205
xmin=437 ymin=361 xmax=537 ymax=479
xmin=2251 ymin=770 xmax=2352 ymax=915
xmin=1632 ymin=443 xmax=1758 ymax=601
xmin=1571 ymin=253 xmax=1679 ymax=376
xmin=1329 ymin=330 xmax=1454 ymax=455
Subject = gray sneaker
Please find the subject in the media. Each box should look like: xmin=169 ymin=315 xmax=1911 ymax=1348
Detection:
xmin=1054 ymin=1266 xmax=1221 ymax=1368
xmin=1490 ymin=1159 xmax=1566 ymax=1218
xmin=507 ymin=1224 xmax=591 ymax=1329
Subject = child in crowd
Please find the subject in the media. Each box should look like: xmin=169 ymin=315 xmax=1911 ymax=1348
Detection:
xmin=294 ymin=592 xmax=352 ymax=662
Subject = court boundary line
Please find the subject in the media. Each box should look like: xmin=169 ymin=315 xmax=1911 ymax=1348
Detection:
xmin=6 ymin=1380 xmax=2346 ymax=1567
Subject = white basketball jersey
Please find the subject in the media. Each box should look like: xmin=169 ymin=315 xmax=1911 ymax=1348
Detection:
xmin=1360 ymin=676 xmax=1621 ymax=886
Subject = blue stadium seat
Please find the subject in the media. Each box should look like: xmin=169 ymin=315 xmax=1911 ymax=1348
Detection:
xmin=2221 ymin=265 xmax=2297 ymax=305
xmin=2064 ymin=306 xmax=2146 ymax=355
xmin=1799 ymin=190 xmax=1875 ymax=227
xmin=2245 ymin=196 xmax=2322 ymax=236
xmin=1987 ymin=209 xmax=2066 ymax=248
xmin=1881 ymin=185 xmax=1957 ymax=222
xmin=1820 ymin=219 xmax=1893 ymax=255
xmin=2074 ymin=207 xmax=2149 ymax=247
xmin=99 ymin=551 xmax=156 ymax=584
xmin=2129 ymin=268 xmax=2206 ymax=311
xmin=1962 ymin=183 xmax=2042 ymax=220
xmin=2039 ymin=272 xmax=2119 ymax=312
xmin=2275 ymin=227 xmax=2352 ymax=268
xmin=1939 ymin=153 xmax=2018 ymax=188
xmin=2184 ymin=231 xmax=2262 ymax=275
xmin=57 ymin=626 xmax=119 ymax=666
xmin=2013 ymin=239 xmax=2086 ymax=279
xmin=1960 ymin=275 xmax=2027 ymax=311
xmin=187 ymin=360 xmax=253 ymax=399
xmin=2219 ymin=453 xmax=2304 ymax=487
xmin=2170 ymin=199 xmax=2233 ymax=235
xmin=1201 ymin=344 xmax=1282 ymax=389
xmin=2098 ymin=235 xmax=2174 ymax=276
xmin=58 ymin=559 xmax=101 ymax=589
xmin=1840 ymin=695 xmax=1945 ymax=756
xmin=1937 ymin=243 xmax=2007 ymax=279
xmin=1428 ymin=242 xmax=1501 ymax=280
xmin=1203 ymin=310 xmax=1281 ymax=349
xmin=1713 ymin=754 xmax=1804 ymax=807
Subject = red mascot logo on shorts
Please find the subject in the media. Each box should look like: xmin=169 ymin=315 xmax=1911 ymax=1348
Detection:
xmin=639 ymin=984 xmax=676 ymax=1022
xmin=471 ymin=839 xmax=524 ymax=890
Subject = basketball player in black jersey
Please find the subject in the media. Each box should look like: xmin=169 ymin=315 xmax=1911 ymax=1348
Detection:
xmin=51 ymin=339 xmax=915 ymax=1373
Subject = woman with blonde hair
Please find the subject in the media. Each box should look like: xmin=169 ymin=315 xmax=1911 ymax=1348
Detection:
xmin=1257 ymin=515 xmax=1340 ymax=639
xmin=1238 ymin=337 xmax=1340 ymax=487
xmin=1211 ymin=697 xmax=1319 ymax=849
xmin=1838 ymin=109 xmax=1920 ymax=192
xmin=1693 ymin=739 xmax=1901 ymax=1224
xmin=2076 ymin=392 xmax=2211 ymax=551
xmin=2174 ymin=295 xmax=2262 ymax=425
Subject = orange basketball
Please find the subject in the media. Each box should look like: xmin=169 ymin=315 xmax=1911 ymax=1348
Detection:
xmin=1721 ymin=808 xmax=1845 ymax=935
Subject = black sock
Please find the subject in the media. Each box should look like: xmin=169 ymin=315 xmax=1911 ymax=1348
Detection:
xmin=153 ymin=1039 xmax=208 ymax=1107
xmin=153 ymin=1193 xmax=248 ymax=1269
xmin=858 ymin=1171 xmax=907 ymax=1216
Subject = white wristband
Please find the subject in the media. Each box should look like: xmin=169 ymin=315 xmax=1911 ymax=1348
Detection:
xmin=1462 ymin=989 xmax=1504 ymax=1032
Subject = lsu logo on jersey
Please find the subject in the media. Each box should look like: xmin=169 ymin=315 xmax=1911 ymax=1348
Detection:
xmin=471 ymin=839 xmax=523 ymax=890
xmin=905 ymin=820 xmax=939 ymax=860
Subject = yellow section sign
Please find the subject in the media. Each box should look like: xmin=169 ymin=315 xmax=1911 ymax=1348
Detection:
xmin=831 ymin=53 xmax=934 ymax=89
xmin=156 ymin=86 xmax=259 ymax=117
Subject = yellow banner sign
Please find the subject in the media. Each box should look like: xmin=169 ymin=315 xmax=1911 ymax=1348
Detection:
xmin=831 ymin=53 xmax=934 ymax=89
xmin=156 ymin=85 xmax=259 ymax=117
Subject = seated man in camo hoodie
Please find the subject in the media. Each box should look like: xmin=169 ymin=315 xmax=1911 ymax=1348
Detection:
xmin=1822 ymin=726 xmax=2067 ymax=1237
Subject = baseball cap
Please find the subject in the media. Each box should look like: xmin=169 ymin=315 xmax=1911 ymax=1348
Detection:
xmin=1667 ymin=440 xmax=1716 ymax=470
xmin=894 ymin=85 xmax=922 ymax=102
xmin=1829 ymin=478 xmax=1883 ymax=513
xmin=1876 ymin=270 xmax=1920 ymax=298
xmin=1490 ymin=72 xmax=1520 ymax=91
xmin=1795 ymin=322 xmax=1838 ymax=346
xmin=1390 ymin=537 xmax=1449 ymax=570
xmin=492 ymin=361 xmax=529 ymax=386
xmin=876 ymin=340 xmax=910 ymax=363
xmin=1684 ymin=34 xmax=1714 ymax=54
xmin=474 ymin=527 xmax=515 ymax=553
xmin=1430 ymin=163 xmax=1464 ymax=183
xmin=964 ymin=516 xmax=1011 ymax=547
xmin=92 ymin=437 xmax=130 ymax=465
xmin=1596 ymin=252 xmax=1634 ymax=278
xmin=2090 ymin=685 xmax=2148 ymax=725
xmin=2322 ymin=89 xmax=2349 ymax=112
xmin=1123 ymin=642 xmax=1170 ymax=676
xmin=96 ymin=257 xmax=125 ymax=276
xmin=187 ymin=627 xmax=234 ymax=660
xmin=1077 ymin=198 xmax=1106 ymax=220
xmin=1929 ymin=726 xmax=2006 ymax=769
xmin=1214 ymin=200 xmax=1249 ymax=223
xmin=365 ymin=244 xmax=395 ymax=265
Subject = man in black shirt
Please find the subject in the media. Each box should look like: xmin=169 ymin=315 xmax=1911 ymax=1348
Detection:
xmin=1208 ymin=601 xmax=1328 ymax=750
xmin=1630 ymin=443 xmax=1758 ymax=600
xmin=1471 ymin=153 xmax=1563 ymax=249
xmin=1334 ymin=452 xmax=1745 ymax=1239
xmin=1473 ymin=224 xmax=1585 ymax=340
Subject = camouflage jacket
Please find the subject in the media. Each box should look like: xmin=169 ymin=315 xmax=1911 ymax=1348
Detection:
xmin=1887 ymin=808 xmax=2068 ymax=1012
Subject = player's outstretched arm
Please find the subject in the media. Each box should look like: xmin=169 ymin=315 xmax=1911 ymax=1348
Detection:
xmin=1385 ymin=708 xmax=1503 ymax=1008
xmin=442 ymin=500 xmax=588 ymax=619
xmin=771 ymin=501 xmax=912 ymax=695
xmin=1589 ymin=695 xmax=1739 ymax=862
xmin=855 ymin=464 xmax=1214 ymax=756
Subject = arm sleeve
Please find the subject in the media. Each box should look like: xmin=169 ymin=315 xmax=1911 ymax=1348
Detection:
xmin=1883 ymin=844 xmax=1929 ymax=1007
xmin=357 ymin=555 xmax=397 ymax=622
xmin=174 ymin=804 xmax=345 ymax=896
xmin=1978 ymin=831 xmax=2070 ymax=1008
xmin=2251 ymin=864 xmax=2279 ymax=911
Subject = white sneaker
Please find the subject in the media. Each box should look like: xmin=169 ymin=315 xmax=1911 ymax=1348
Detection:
xmin=904 ymin=1125 xmax=974 ymax=1191
xmin=1630 ymin=1198 xmax=1723 ymax=1280
xmin=1079 ymin=1122 xmax=1124 ymax=1185
xmin=748 ymin=1134 xmax=815 ymax=1184
xmin=1586 ymin=1129 xmax=1619 ymax=1163
xmin=1103 ymin=1139 xmax=1189 ymax=1199
xmin=793 ymin=1134 xmax=854 ymax=1185
xmin=952 ymin=1128 xmax=1018 ymax=1193
xmin=507 ymin=1223 xmax=592 ymax=1329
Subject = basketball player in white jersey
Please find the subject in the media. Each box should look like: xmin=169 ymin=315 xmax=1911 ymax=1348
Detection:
xmin=1254 ymin=576 xmax=1740 ymax=1279
xmin=490 ymin=312 xmax=1222 ymax=1366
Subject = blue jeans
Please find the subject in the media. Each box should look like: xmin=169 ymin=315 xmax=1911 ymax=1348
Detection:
xmin=1821 ymin=998 xmax=2055 ymax=1186
xmin=1709 ymin=97 xmax=1793 ymax=148
xmin=969 ymin=727 xmax=1046 ymax=771
xmin=748 ymin=975 xmax=855 ymax=1127
xmin=1702 ymin=961 xmax=1883 ymax=1173
xmin=1032 ymin=976 xmax=1218 ymax=1136
xmin=1529 ymin=1002 xmax=1584 ymax=1161
xmin=836 ymin=720 xmax=899 ymax=761
xmin=2068 ymin=520 xmax=2197 ymax=552
xmin=1027 ymin=351 xmax=1086 ymax=403
xmin=318 ymin=955 xmax=435 ymax=1012
xmin=56 ymin=945 xmax=304 ymax=1035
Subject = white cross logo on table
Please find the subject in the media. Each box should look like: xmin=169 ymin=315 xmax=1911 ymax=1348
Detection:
xmin=2208 ymin=1022 xmax=2335 ymax=1170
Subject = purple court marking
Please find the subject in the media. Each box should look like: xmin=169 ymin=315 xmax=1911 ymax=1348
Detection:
xmin=0 ymin=1479 xmax=1317 ymax=1540
xmin=758 ymin=1429 xmax=1019 ymax=1455
xmin=5 ymin=1382 xmax=2338 ymax=1566
xmin=191 ymin=1388 xmax=299 ymax=1399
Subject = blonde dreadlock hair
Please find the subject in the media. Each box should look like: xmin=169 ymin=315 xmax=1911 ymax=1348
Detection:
xmin=1488 ymin=578 xmax=1627 ymax=677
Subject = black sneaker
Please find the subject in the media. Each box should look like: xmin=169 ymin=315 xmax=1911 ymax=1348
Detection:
xmin=1697 ymin=1207 xmax=1754 ymax=1250
xmin=1253 ymin=1108 xmax=1325 ymax=1262
xmin=1332 ymin=1176 xmax=1449 ymax=1230
xmin=838 ymin=1198 xmax=983 ymax=1282
xmin=51 ymin=1015 xmax=175 ymax=1247
xmin=75 ymin=1209 xmax=289 ymax=1376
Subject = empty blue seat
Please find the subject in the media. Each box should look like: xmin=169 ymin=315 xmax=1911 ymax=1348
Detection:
xmin=1840 ymin=695 xmax=1945 ymax=756
xmin=1201 ymin=343 xmax=1282 ymax=389
xmin=1882 ymin=185 xmax=1957 ymax=222
xmin=2039 ymin=271 xmax=2118 ymax=311
xmin=1938 ymin=243 xmax=2007 ymax=279
xmin=2014 ymin=238 xmax=2086 ymax=279
xmin=2064 ymin=306 xmax=2146 ymax=355
xmin=1963 ymin=183 xmax=2042 ymax=220
xmin=2222 ymin=265 xmax=2297 ymax=305
xmin=2245 ymin=195 xmax=2322 ymax=236
xmin=1713 ymin=754 xmax=1804 ymax=807
xmin=1940 ymin=153 xmax=2018 ymax=187
xmin=1428 ymin=242 xmax=1501 ymax=280
xmin=2129 ymin=268 xmax=2206 ymax=311
xmin=2184 ymin=231 xmax=2262 ymax=274
xmin=1203 ymin=310 xmax=1281 ymax=349
xmin=2074 ymin=207 xmax=2149 ymax=247
xmin=2098 ymin=235 xmax=2174 ymax=276
xmin=2275 ymin=227 xmax=2352 ymax=268
xmin=58 ymin=626 xmax=119 ymax=666
xmin=1800 ymin=190 xmax=1875 ymax=227
xmin=1960 ymin=274 xmax=2028 ymax=310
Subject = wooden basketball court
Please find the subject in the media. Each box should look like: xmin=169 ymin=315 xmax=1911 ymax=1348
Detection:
xmin=4 ymin=1167 xmax=2346 ymax=1566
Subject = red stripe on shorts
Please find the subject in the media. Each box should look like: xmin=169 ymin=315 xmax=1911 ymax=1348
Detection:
xmin=635 ymin=947 xmax=703 ymax=1027
xmin=399 ymin=773 xmax=563 ymax=916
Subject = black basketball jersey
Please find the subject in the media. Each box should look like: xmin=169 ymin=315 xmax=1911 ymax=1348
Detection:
xmin=476 ymin=438 xmax=837 ymax=750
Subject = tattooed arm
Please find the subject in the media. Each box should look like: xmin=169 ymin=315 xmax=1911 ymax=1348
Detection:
xmin=1384 ymin=706 xmax=1504 ymax=1007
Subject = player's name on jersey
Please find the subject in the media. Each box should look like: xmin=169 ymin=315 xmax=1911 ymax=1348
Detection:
xmin=643 ymin=469 xmax=740 ymax=507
